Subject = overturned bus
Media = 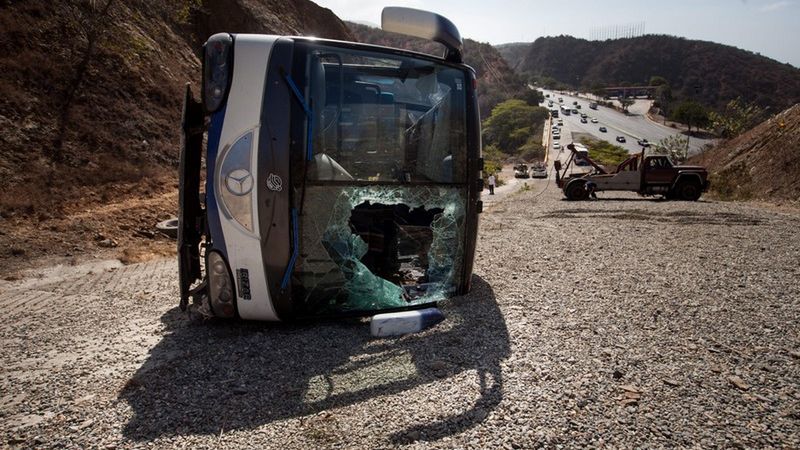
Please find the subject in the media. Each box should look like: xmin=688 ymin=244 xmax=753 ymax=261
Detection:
xmin=178 ymin=7 xmax=483 ymax=321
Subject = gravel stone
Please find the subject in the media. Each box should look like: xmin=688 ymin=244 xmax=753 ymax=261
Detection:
xmin=1 ymin=186 xmax=799 ymax=449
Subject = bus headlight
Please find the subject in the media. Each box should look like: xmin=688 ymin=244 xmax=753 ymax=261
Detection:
xmin=203 ymin=33 xmax=233 ymax=113
xmin=208 ymin=251 xmax=235 ymax=318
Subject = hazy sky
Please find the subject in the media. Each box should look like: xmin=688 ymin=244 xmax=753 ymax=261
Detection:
xmin=313 ymin=0 xmax=800 ymax=67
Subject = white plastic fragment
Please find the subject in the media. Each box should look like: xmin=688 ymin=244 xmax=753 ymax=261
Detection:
xmin=370 ymin=307 xmax=445 ymax=337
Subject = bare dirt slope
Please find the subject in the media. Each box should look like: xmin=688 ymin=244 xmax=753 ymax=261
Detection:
xmin=0 ymin=0 xmax=351 ymax=274
xmin=693 ymin=104 xmax=800 ymax=203
xmin=2 ymin=185 xmax=798 ymax=449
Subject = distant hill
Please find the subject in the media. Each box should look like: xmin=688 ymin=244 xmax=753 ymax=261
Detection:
xmin=501 ymin=35 xmax=800 ymax=112
xmin=692 ymin=103 xmax=800 ymax=202
xmin=346 ymin=21 xmax=529 ymax=119
xmin=494 ymin=42 xmax=530 ymax=71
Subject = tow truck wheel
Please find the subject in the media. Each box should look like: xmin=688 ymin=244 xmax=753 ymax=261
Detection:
xmin=675 ymin=180 xmax=702 ymax=201
xmin=565 ymin=180 xmax=590 ymax=201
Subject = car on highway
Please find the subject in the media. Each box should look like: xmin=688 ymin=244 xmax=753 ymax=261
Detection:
xmin=616 ymin=136 xmax=626 ymax=143
xmin=591 ymin=118 xmax=598 ymax=123
xmin=599 ymin=126 xmax=607 ymax=132
xmin=580 ymin=118 xmax=587 ymax=123
xmin=637 ymin=139 xmax=651 ymax=147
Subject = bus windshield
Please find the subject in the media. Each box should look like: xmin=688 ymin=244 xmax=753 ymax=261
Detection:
xmin=297 ymin=43 xmax=468 ymax=184
xmin=288 ymin=42 xmax=474 ymax=315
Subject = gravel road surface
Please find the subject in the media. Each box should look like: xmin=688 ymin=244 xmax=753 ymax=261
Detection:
xmin=2 ymin=184 xmax=799 ymax=449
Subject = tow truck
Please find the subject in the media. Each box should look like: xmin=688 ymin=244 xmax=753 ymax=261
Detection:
xmin=554 ymin=143 xmax=709 ymax=201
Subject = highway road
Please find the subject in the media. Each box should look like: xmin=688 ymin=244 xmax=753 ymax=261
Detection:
xmin=539 ymin=89 xmax=714 ymax=155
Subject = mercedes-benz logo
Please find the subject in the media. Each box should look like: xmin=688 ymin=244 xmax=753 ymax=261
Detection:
xmin=225 ymin=169 xmax=253 ymax=196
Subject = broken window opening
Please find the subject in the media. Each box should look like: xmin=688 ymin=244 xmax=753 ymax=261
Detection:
xmin=295 ymin=185 xmax=466 ymax=315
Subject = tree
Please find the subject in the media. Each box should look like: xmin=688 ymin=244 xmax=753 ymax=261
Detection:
xmin=52 ymin=0 xmax=116 ymax=161
xmin=516 ymin=88 xmax=544 ymax=106
xmin=655 ymin=83 xmax=673 ymax=118
xmin=707 ymin=98 xmax=766 ymax=138
xmin=619 ymin=96 xmax=635 ymax=113
xmin=483 ymin=100 xmax=548 ymax=154
xmin=671 ymin=100 xmax=709 ymax=134
xmin=652 ymin=135 xmax=690 ymax=163
xmin=649 ymin=76 xmax=669 ymax=87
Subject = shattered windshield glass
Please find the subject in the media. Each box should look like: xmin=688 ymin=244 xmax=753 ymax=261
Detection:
xmin=287 ymin=42 xmax=471 ymax=315
xmin=295 ymin=185 xmax=466 ymax=314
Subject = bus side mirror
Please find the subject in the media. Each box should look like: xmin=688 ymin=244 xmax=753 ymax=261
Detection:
xmin=382 ymin=7 xmax=463 ymax=62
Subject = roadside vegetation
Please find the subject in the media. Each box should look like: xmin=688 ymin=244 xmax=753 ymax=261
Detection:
xmin=481 ymin=99 xmax=549 ymax=183
xmin=579 ymin=138 xmax=629 ymax=167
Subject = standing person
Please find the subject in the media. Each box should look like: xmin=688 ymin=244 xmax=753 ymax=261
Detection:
xmin=487 ymin=173 xmax=496 ymax=195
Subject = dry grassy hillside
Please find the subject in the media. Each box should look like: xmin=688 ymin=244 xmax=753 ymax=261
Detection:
xmin=0 ymin=0 xmax=350 ymax=269
xmin=693 ymin=104 xmax=800 ymax=202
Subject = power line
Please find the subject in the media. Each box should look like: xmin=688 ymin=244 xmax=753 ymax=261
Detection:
xmin=588 ymin=21 xmax=646 ymax=40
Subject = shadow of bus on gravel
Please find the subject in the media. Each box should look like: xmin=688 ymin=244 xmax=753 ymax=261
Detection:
xmin=119 ymin=275 xmax=509 ymax=444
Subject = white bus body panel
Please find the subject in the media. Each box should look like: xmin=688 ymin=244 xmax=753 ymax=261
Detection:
xmin=216 ymin=35 xmax=280 ymax=321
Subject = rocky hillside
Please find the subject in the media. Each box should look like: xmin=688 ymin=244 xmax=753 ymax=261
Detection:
xmin=346 ymin=21 xmax=529 ymax=119
xmin=0 ymin=0 xmax=350 ymax=218
xmin=502 ymin=35 xmax=800 ymax=112
xmin=692 ymin=104 xmax=800 ymax=203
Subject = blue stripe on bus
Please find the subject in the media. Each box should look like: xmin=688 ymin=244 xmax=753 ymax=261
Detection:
xmin=280 ymin=207 xmax=299 ymax=289
xmin=206 ymin=106 xmax=228 ymax=259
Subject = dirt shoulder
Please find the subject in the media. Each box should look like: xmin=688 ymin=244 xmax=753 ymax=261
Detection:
xmin=0 ymin=179 xmax=178 ymax=279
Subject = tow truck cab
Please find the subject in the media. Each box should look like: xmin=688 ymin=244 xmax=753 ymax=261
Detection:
xmin=178 ymin=8 xmax=482 ymax=321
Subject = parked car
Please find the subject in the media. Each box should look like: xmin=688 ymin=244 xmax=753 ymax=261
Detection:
xmin=558 ymin=119 xmax=563 ymax=125
xmin=599 ymin=126 xmax=607 ymax=132
xmin=616 ymin=136 xmax=626 ymax=143
xmin=513 ymin=163 xmax=530 ymax=178
xmin=553 ymin=134 xmax=561 ymax=140
xmin=553 ymin=142 xmax=561 ymax=149
xmin=530 ymin=164 xmax=548 ymax=178
xmin=580 ymin=118 xmax=587 ymax=123
xmin=590 ymin=118 xmax=598 ymax=123
xmin=580 ymin=113 xmax=587 ymax=119
xmin=576 ymin=105 xmax=581 ymax=109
